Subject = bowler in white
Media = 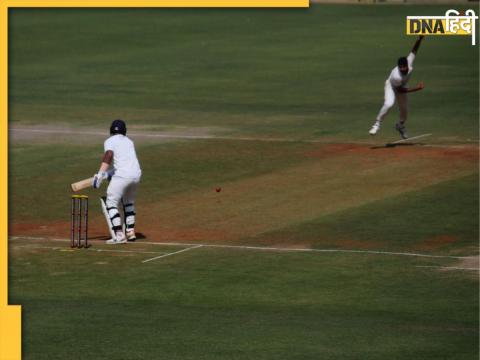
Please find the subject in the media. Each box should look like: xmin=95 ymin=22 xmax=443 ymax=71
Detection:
xmin=370 ymin=36 xmax=425 ymax=139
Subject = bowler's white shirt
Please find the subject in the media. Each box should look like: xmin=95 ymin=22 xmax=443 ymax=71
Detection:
xmin=388 ymin=52 xmax=415 ymax=88
xmin=104 ymin=134 xmax=142 ymax=179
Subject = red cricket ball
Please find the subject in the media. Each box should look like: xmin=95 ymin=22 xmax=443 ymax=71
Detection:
xmin=215 ymin=187 xmax=221 ymax=192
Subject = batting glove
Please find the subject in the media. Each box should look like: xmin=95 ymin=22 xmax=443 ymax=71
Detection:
xmin=92 ymin=172 xmax=107 ymax=189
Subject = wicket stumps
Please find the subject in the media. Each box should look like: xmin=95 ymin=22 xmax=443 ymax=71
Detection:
xmin=71 ymin=195 xmax=89 ymax=248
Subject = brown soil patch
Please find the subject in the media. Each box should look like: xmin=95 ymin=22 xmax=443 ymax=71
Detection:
xmin=305 ymin=143 xmax=479 ymax=162
xmin=9 ymin=218 xmax=230 ymax=244
xmin=133 ymin=226 xmax=231 ymax=243
xmin=10 ymin=219 xmax=124 ymax=241
xmin=136 ymin=144 xmax=475 ymax=245
xmin=10 ymin=142 xmax=479 ymax=249
xmin=413 ymin=235 xmax=459 ymax=251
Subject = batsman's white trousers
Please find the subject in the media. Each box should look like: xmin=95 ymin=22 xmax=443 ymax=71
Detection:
xmin=376 ymin=80 xmax=407 ymax=124
xmin=106 ymin=176 xmax=140 ymax=231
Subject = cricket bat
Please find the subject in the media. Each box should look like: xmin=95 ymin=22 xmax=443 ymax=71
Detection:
xmin=71 ymin=177 xmax=94 ymax=192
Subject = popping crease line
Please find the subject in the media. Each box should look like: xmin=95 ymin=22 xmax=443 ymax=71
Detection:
xmin=390 ymin=133 xmax=432 ymax=144
xmin=142 ymin=242 xmax=472 ymax=260
xmin=9 ymin=236 xmax=474 ymax=260
xmin=142 ymin=244 xmax=203 ymax=263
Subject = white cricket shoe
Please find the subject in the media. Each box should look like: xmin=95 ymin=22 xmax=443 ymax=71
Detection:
xmin=395 ymin=122 xmax=408 ymax=139
xmin=106 ymin=232 xmax=127 ymax=245
xmin=369 ymin=122 xmax=380 ymax=135
xmin=126 ymin=229 xmax=137 ymax=242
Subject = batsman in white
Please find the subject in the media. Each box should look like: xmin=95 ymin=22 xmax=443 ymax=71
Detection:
xmin=369 ymin=35 xmax=425 ymax=139
xmin=93 ymin=119 xmax=142 ymax=244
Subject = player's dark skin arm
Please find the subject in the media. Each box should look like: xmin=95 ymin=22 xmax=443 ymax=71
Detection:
xmin=396 ymin=36 xmax=425 ymax=94
xmin=411 ymin=35 xmax=424 ymax=55
xmin=98 ymin=150 xmax=113 ymax=173
xmin=102 ymin=150 xmax=113 ymax=164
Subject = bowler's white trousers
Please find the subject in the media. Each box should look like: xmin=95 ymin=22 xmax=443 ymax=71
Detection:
xmin=376 ymin=80 xmax=408 ymax=124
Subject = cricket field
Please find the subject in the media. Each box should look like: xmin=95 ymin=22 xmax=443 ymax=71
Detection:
xmin=8 ymin=5 xmax=479 ymax=359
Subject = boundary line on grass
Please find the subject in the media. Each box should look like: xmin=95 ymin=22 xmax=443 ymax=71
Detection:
xmin=9 ymin=236 xmax=475 ymax=260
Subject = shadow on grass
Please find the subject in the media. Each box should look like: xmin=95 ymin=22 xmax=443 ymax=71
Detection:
xmin=370 ymin=143 xmax=427 ymax=150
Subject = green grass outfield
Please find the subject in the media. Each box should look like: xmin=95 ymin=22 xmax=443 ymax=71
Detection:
xmin=8 ymin=5 xmax=479 ymax=359
xmin=9 ymin=238 xmax=478 ymax=360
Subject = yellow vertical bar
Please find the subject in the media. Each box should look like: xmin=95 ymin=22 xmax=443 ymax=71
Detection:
xmin=0 ymin=3 xmax=22 ymax=360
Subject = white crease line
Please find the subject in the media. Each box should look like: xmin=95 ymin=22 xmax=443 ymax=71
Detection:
xmin=9 ymin=236 xmax=474 ymax=260
xmin=9 ymin=236 xmax=45 ymax=241
xmin=13 ymin=245 xmax=63 ymax=250
xmin=138 ymin=241 xmax=471 ymax=259
xmin=416 ymin=265 xmax=479 ymax=271
xmin=390 ymin=133 xmax=432 ymax=144
xmin=142 ymin=245 xmax=203 ymax=263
